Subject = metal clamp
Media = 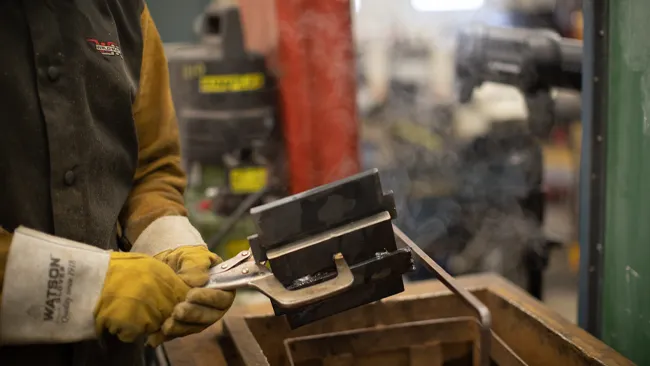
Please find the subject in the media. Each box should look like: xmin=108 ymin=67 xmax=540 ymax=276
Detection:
xmin=206 ymin=251 xmax=354 ymax=309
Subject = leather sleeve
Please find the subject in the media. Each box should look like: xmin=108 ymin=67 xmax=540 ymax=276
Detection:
xmin=0 ymin=228 xmax=12 ymax=316
xmin=118 ymin=5 xmax=189 ymax=247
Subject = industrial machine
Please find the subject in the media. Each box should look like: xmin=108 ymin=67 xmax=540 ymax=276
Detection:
xmin=446 ymin=25 xmax=584 ymax=298
xmin=167 ymin=3 xmax=285 ymax=258
xmin=358 ymin=51 xmax=548 ymax=299
xmin=455 ymin=25 xmax=582 ymax=137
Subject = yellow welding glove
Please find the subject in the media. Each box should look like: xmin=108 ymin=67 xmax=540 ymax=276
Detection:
xmin=155 ymin=245 xmax=220 ymax=287
xmin=95 ymin=252 xmax=190 ymax=343
xmin=0 ymin=227 xmax=190 ymax=345
xmin=128 ymin=216 xmax=235 ymax=346
xmin=147 ymin=246 xmax=235 ymax=346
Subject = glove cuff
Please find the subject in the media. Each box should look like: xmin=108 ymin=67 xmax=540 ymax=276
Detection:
xmin=0 ymin=227 xmax=110 ymax=344
xmin=130 ymin=216 xmax=205 ymax=256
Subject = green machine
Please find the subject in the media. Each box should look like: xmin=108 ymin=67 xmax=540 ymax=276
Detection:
xmin=166 ymin=3 xmax=283 ymax=260
xmin=580 ymin=0 xmax=650 ymax=363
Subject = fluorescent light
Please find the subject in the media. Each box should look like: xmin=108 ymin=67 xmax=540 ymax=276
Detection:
xmin=411 ymin=0 xmax=484 ymax=12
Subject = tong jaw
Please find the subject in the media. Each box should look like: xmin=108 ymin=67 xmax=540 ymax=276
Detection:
xmin=206 ymin=251 xmax=354 ymax=309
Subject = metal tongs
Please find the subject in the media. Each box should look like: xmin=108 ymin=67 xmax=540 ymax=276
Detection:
xmin=205 ymin=250 xmax=354 ymax=309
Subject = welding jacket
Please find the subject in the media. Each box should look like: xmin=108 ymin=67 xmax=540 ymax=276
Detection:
xmin=0 ymin=1 xmax=195 ymax=365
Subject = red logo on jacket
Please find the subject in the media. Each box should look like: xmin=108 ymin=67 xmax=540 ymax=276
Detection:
xmin=87 ymin=38 xmax=122 ymax=57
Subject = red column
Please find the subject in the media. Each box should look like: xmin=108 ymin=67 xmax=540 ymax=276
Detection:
xmin=304 ymin=0 xmax=360 ymax=186
xmin=274 ymin=0 xmax=318 ymax=193
xmin=241 ymin=0 xmax=360 ymax=193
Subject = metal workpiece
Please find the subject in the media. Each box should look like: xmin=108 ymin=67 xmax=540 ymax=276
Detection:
xmin=247 ymin=168 xmax=397 ymax=263
xmin=206 ymin=168 xmax=487 ymax=362
xmin=199 ymin=169 xmax=411 ymax=328
xmin=206 ymin=246 xmax=414 ymax=312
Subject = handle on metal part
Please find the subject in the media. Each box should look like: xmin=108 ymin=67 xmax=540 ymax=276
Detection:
xmin=249 ymin=253 xmax=354 ymax=309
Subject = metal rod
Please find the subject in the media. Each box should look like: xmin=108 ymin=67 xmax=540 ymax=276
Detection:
xmin=207 ymin=186 xmax=269 ymax=251
xmin=155 ymin=344 xmax=172 ymax=366
xmin=393 ymin=224 xmax=492 ymax=366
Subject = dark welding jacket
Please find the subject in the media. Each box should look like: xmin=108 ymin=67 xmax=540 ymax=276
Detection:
xmin=0 ymin=1 xmax=190 ymax=365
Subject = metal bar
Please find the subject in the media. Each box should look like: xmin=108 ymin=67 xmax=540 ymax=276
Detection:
xmin=393 ymin=225 xmax=492 ymax=366
xmin=154 ymin=344 xmax=172 ymax=366
xmin=206 ymin=186 xmax=268 ymax=251
xmin=578 ymin=0 xmax=608 ymax=336
xmin=223 ymin=316 xmax=270 ymax=366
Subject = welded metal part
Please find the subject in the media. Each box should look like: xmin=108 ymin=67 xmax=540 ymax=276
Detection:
xmin=206 ymin=248 xmax=412 ymax=311
xmin=247 ymin=168 xmax=396 ymax=263
xmin=251 ymin=253 xmax=353 ymax=309
xmin=273 ymin=248 xmax=413 ymax=328
xmin=211 ymin=168 xmax=411 ymax=327
xmin=393 ymin=225 xmax=492 ymax=366
xmin=268 ymin=210 xmax=399 ymax=287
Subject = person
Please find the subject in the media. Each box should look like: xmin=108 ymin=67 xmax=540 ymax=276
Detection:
xmin=0 ymin=1 xmax=235 ymax=365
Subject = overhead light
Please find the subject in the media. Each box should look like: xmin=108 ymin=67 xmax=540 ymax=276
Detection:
xmin=411 ymin=0 xmax=484 ymax=12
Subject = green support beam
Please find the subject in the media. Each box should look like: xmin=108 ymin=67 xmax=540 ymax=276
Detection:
xmin=602 ymin=0 xmax=650 ymax=363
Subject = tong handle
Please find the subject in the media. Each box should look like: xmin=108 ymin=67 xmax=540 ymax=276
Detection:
xmin=249 ymin=253 xmax=354 ymax=309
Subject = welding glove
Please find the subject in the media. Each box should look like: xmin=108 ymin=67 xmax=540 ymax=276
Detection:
xmin=128 ymin=216 xmax=235 ymax=346
xmin=0 ymin=227 xmax=190 ymax=345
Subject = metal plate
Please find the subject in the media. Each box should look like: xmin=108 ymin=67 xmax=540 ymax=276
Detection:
xmin=247 ymin=169 xmax=396 ymax=262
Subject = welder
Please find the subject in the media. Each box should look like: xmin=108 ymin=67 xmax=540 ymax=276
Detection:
xmin=0 ymin=2 xmax=234 ymax=365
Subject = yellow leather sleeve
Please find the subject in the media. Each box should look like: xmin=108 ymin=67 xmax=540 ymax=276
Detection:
xmin=118 ymin=6 xmax=189 ymax=246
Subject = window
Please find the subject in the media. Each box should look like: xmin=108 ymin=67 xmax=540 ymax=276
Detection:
xmin=411 ymin=0 xmax=484 ymax=12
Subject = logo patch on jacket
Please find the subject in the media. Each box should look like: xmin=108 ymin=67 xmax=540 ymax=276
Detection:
xmin=87 ymin=38 xmax=122 ymax=57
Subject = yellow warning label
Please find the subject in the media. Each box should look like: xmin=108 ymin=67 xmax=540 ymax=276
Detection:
xmin=199 ymin=73 xmax=265 ymax=93
xmin=229 ymin=167 xmax=267 ymax=194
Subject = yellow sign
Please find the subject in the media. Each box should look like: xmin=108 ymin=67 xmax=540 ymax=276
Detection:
xmin=199 ymin=73 xmax=265 ymax=93
xmin=224 ymin=239 xmax=251 ymax=259
xmin=229 ymin=167 xmax=267 ymax=194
